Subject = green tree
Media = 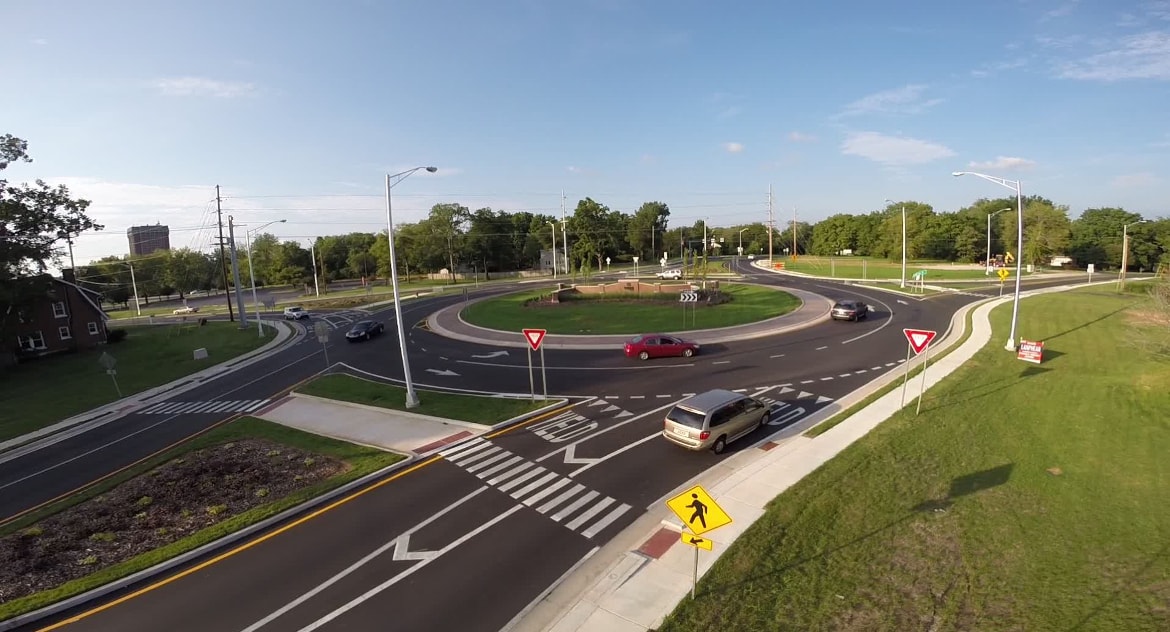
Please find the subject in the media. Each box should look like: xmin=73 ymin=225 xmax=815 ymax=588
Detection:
xmin=164 ymin=248 xmax=208 ymax=297
xmin=1068 ymin=207 xmax=1143 ymax=269
xmin=627 ymin=201 xmax=670 ymax=259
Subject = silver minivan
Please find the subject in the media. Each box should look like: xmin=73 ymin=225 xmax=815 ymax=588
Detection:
xmin=662 ymin=389 xmax=770 ymax=454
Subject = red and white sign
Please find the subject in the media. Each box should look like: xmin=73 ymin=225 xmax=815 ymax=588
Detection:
xmin=903 ymin=328 xmax=937 ymax=355
xmin=522 ymin=328 xmax=547 ymax=351
xmin=1017 ymin=339 xmax=1043 ymax=364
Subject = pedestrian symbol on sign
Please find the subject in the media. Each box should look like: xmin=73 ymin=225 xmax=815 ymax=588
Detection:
xmin=665 ymin=485 xmax=731 ymax=536
xmin=686 ymin=493 xmax=707 ymax=529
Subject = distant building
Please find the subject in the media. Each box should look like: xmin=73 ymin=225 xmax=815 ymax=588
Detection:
xmin=127 ymin=224 xmax=170 ymax=256
xmin=539 ymin=249 xmax=568 ymax=273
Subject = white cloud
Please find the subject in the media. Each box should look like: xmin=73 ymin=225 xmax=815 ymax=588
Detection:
xmin=1111 ymin=172 xmax=1160 ymax=187
xmin=840 ymin=131 xmax=955 ymax=165
xmin=788 ymin=131 xmax=817 ymax=142
xmin=1057 ymin=31 xmax=1170 ymax=80
xmin=723 ymin=142 xmax=744 ymax=153
xmin=970 ymin=58 xmax=1029 ymax=78
xmin=1041 ymin=1 xmax=1079 ymax=21
xmin=31 ymin=38 xmax=48 ymax=45
xmin=966 ymin=156 xmax=1037 ymax=171
xmin=838 ymin=84 xmax=945 ymax=117
xmin=155 ymin=77 xmax=257 ymax=98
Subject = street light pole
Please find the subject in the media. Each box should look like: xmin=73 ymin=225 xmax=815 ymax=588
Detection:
xmin=884 ymin=200 xmax=907 ymax=288
xmin=738 ymin=228 xmax=748 ymax=255
xmin=1119 ymin=219 xmax=1148 ymax=291
xmin=986 ymin=208 xmax=1011 ymax=275
xmin=386 ymin=166 xmax=437 ymax=409
xmin=548 ymin=220 xmax=558 ymax=279
xmin=953 ymin=171 xmax=1024 ymax=350
xmin=246 ymin=219 xmax=286 ymax=337
xmin=128 ymin=262 xmax=141 ymax=317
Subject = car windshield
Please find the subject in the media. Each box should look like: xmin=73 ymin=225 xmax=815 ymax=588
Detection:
xmin=667 ymin=406 xmax=707 ymax=429
xmin=629 ymin=335 xmax=644 ymax=344
xmin=835 ymin=301 xmax=855 ymax=309
xmin=352 ymin=321 xmax=371 ymax=330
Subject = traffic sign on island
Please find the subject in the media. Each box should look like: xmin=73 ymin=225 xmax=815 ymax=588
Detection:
xmin=903 ymin=328 xmax=937 ymax=355
xmin=522 ymin=328 xmax=546 ymax=351
xmin=666 ymin=485 xmax=732 ymax=537
xmin=997 ymin=268 xmax=1010 ymax=282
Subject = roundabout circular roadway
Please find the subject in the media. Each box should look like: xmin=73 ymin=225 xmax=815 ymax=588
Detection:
xmin=2 ymin=260 xmax=1088 ymax=632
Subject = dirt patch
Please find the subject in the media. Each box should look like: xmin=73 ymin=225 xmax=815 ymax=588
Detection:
xmin=0 ymin=438 xmax=343 ymax=603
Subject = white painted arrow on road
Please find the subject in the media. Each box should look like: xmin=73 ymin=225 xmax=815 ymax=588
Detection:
xmin=471 ymin=350 xmax=510 ymax=359
xmin=426 ymin=369 xmax=460 ymax=376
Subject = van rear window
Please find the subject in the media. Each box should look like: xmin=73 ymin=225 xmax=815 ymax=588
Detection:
xmin=667 ymin=406 xmax=706 ymax=428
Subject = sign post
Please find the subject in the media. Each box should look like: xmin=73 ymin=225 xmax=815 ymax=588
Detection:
xmin=315 ymin=321 xmax=331 ymax=370
xmin=666 ymin=485 xmax=733 ymax=599
xmin=98 ymin=352 xmax=122 ymax=398
xmin=522 ymin=329 xmax=547 ymax=401
xmin=1086 ymin=263 xmax=1094 ymax=283
xmin=900 ymin=328 xmax=937 ymax=411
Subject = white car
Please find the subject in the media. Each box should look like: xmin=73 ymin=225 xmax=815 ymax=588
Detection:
xmin=172 ymin=306 xmax=199 ymax=315
xmin=283 ymin=306 xmax=310 ymax=320
xmin=656 ymin=269 xmax=683 ymax=280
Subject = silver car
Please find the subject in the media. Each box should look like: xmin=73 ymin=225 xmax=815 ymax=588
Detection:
xmin=662 ymin=389 xmax=770 ymax=454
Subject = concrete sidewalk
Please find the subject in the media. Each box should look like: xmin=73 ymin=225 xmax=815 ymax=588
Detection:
xmin=0 ymin=319 xmax=300 ymax=456
xmin=426 ymin=286 xmax=833 ymax=350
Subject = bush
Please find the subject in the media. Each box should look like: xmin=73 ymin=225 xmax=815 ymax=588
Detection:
xmin=107 ymin=328 xmax=128 ymax=343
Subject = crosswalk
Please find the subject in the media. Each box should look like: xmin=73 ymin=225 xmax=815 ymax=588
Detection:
xmin=139 ymin=399 xmax=272 ymax=415
xmin=439 ymin=437 xmax=631 ymax=540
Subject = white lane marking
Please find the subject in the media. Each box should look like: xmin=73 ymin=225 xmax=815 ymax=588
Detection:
xmin=568 ymin=432 xmax=659 ymax=478
xmin=897 ymin=299 xmax=908 ymax=305
xmin=732 ymin=388 xmax=748 ymax=393
xmin=476 ymin=456 xmax=524 ymax=480
xmin=838 ymin=373 xmax=852 ymax=378
xmin=656 ymin=394 xmax=672 ymax=398
xmin=871 ymin=366 xmax=883 ymax=370
xmin=551 ymin=490 xmax=600 ymax=522
xmin=565 ymin=496 xmax=615 ymax=530
xmin=580 ymin=503 xmax=632 ymax=539
xmin=457 ymin=360 xmax=696 ymax=371
xmin=629 ymin=395 xmax=645 ymax=399
xmin=821 ymin=377 xmax=833 ymax=381
xmin=536 ymin=401 xmax=677 ymax=463
xmin=770 ymin=354 xmax=785 ymax=358
xmin=242 ymin=487 xmax=489 ymax=632
xmin=855 ymin=369 xmax=868 ymax=374
xmin=800 ymin=380 xmax=814 ymax=384
xmin=815 ymin=346 xmax=828 ymax=350
xmin=294 ymin=504 xmax=524 ymax=632
xmin=712 ymin=360 xmax=730 ymax=365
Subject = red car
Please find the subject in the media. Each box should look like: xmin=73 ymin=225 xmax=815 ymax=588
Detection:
xmin=625 ymin=334 xmax=700 ymax=360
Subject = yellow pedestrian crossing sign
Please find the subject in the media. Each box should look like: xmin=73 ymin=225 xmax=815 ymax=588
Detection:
xmin=997 ymin=268 xmax=1010 ymax=282
xmin=666 ymin=485 xmax=732 ymax=536
xmin=680 ymin=532 xmax=713 ymax=550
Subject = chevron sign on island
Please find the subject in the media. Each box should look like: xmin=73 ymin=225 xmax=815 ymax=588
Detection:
xmin=903 ymin=328 xmax=937 ymax=355
xmin=679 ymin=291 xmax=699 ymax=303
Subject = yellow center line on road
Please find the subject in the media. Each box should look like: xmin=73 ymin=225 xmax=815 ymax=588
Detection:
xmin=35 ymin=402 xmax=579 ymax=630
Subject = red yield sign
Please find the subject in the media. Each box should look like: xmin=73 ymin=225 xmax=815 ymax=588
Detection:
xmin=522 ymin=328 xmax=547 ymax=351
xmin=903 ymin=328 xmax=937 ymax=355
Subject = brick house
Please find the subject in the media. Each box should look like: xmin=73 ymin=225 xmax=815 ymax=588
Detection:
xmin=6 ymin=270 xmax=109 ymax=364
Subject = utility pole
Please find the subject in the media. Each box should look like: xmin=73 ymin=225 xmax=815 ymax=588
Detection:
xmin=309 ymin=240 xmax=320 ymax=296
xmin=792 ymin=205 xmax=798 ymax=259
xmin=215 ymin=185 xmax=235 ymax=322
xmin=227 ymin=216 xmax=248 ymax=328
xmin=561 ymin=190 xmax=569 ymax=278
xmin=767 ymin=185 xmax=774 ymax=264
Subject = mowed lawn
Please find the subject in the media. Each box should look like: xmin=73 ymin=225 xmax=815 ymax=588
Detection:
xmin=781 ymin=256 xmax=1036 ymax=280
xmin=659 ymin=287 xmax=1170 ymax=632
xmin=461 ymin=283 xmax=801 ymax=334
xmin=0 ymin=322 xmax=274 ymax=442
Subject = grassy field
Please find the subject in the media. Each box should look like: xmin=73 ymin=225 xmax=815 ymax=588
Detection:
xmin=659 ymin=287 xmax=1170 ymax=631
xmin=0 ymin=416 xmax=404 ymax=621
xmin=297 ymin=374 xmax=553 ymax=425
xmin=0 ymin=322 xmax=274 ymax=442
xmin=461 ymin=283 xmax=801 ymax=335
xmin=779 ymin=256 xmax=1040 ymax=280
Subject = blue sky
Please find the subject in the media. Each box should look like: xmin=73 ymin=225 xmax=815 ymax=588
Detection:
xmin=3 ymin=0 xmax=1168 ymax=266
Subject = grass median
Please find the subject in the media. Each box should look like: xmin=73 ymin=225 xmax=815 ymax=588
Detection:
xmin=0 ymin=416 xmax=404 ymax=622
xmin=0 ymin=322 xmax=276 ymax=443
xmin=296 ymin=373 xmax=553 ymax=425
xmin=658 ymin=286 xmax=1170 ymax=631
xmin=461 ymin=283 xmax=800 ymax=334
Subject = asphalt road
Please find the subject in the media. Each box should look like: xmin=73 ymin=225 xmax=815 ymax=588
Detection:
xmin=7 ymin=265 xmax=1099 ymax=631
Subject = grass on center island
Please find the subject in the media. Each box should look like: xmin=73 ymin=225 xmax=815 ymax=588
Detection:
xmin=0 ymin=415 xmax=404 ymax=622
xmin=296 ymin=373 xmax=554 ymax=425
xmin=658 ymin=286 xmax=1170 ymax=632
xmin=0 ymin=322 xmax=276 ymax=443
xmin=460 ymin=283 xmax=801 ymax=335
xmin=780 ymin=256 xmax=1042 ymax=280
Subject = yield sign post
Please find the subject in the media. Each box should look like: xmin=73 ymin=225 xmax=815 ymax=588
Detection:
xmin=899 ymin=328 xmax=937 ymax=411
xmin=522 ymin=329 xmax=548 ymax=401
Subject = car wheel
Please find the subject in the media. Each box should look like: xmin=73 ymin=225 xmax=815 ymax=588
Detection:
xmin=364 ymin=332 xmax=370 ymax=341
xmin=639 ymin=350 xmax=650 ymax=361
xmin=758 ymin=411 xmax=769 ymax=430
xmin=712 ymin=436 xmax=727 ymax=455
xmin=682 ymin=348 xmax=694 ymax=358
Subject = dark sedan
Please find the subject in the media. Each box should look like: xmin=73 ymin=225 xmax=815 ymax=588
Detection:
xmin=625 ymin=334 xmax=700 ymax=360
xmin=830 ymin=299 xmax=869 ymax=321
xmin=345 ymin=320 xmax=385 ymax=342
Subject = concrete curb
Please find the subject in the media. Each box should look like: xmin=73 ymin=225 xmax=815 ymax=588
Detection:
xmin=0 ymin=320 xmax=301 ymax=457
xmin=425 ymin=284 xmax=835 ymax=350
